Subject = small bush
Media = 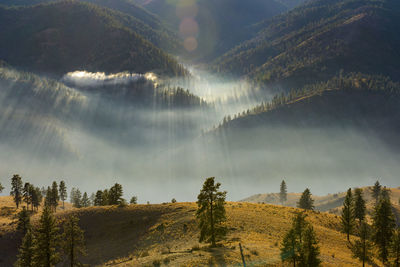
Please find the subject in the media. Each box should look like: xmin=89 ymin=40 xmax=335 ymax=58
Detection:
xmin=152 ymin=259 xmax=161 ymax=267
xmin=250 ymin=249 xmax=258 ymax=256
xmin=163 ymin=257 xmax=170 ymax=265
xmin=171 ymin=198 xmax=177 ymax=203
xmin=192 ymin=244 xmax=200 ymax=251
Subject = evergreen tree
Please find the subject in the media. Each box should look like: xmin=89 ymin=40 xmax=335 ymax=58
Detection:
xmin=300 ymin=225 xmax=321 ymax=267
xmin=281 ymin=212 xmax=321 ymax=267
xmin=32 ymin=187 xmax=42 ymax=211
xmin=280 ymin=180 xmax=287 ymax=205
xmin=371 ymin=180 xmax=382 ymax=203
xmin=372 ymin=195 xmax=396 ymax=264
xmin=0 ymin=182 xmax=4 ymax=193
xmin=44 ymin=186 xmax=52 ymax=208
xmin=130 ymin=196 xmax=138 ymax=204
xmin=381 ymin=186 xmax=391 ymax=201
xmin=11 ymin=174 xmax=23 ymax=208
xmin=196 ymin=177 xmax=227 ymax=247
xmin=32 ymin=206 xmax=60 ymax=267
xmin=62 ymin=215 xmax=86 ymax=267
xmin=94 ymin=190 xmax=103 ymax=206
xmin=15 ymin=229 xmax=34 ymax=267
xmin=101 ymin=189 xmax=109 ymax=206
xmin=17 ymin=207 xmax=31 ymax=235
xmin=71 ymin=188 xmax=82 ymax=208
xmin=390 ymin=228 xmax=400 ymax=267
xmin=281 ymin=228 xmax=299 ymax=266
xmin=59 ymin=181 xmax=67 ymax=209
xmin=351 ymin=222 xmax=373 ymax=267
xmin=51 ymin=181 xmax=59 ymax=212
xmin=81 ymin=192 xmax=90 ymax=207
xmin=353 ymin=188 xmax=366 ymax=224
xmin=109 ymin=183 xmax=123 ymax=205
xmin=297 ymin=188 xmax=314 ymax=210
xmin=341 ymin=188 xmax=355 ymax=242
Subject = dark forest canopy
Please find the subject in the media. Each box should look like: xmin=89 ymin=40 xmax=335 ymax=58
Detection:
xmin=0 ymin=1 xmax=187 ymax=77
xmin=213 ymin=0 xmax=400 ymax=89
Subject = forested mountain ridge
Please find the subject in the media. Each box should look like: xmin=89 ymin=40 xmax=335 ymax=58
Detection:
xmin=213 ymin=0 xmax=400 ymax=90
xmin=217 ymin=74 xmax=400 ymax=129
xmin=130 ymin=0 xmax=290 ymax=60
xmin=0 ymin=0 xmax=181 ymax=53
xmin=0 ymin=1 xmax=187 ymax=77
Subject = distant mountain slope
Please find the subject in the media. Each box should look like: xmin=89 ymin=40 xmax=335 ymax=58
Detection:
xmin=214 ymin=0 xmax=400 ymax=89
xmin=217 ymin=74 xmax=400 ymax=149
xmin=241 ymin=187 xmax=400 ymax=213
xmin=130 ymin=0 xmax=289 ymax=60
xmin=0 ymin=0 xmax=181 ymax=52
xmin=0 ymin=1 xmax=186 ymax=76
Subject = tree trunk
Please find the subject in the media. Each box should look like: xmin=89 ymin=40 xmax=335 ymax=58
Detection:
xmin=209 ymin=195 xmax=215 ymax=247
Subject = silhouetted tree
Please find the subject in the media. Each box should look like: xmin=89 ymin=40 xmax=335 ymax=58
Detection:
xmin=353 ymin=188 xmax=366 ymax=225
xmin=81 ymin=192 xmax=90 ymax=207
xmin=351 ymin=222 xmax=373 ymax=267
xmin=94 ymin=190 xmax=103 ymax=206
xmin=130 ymin=196 xmax=138 ymax=204
xmin=196 ymin=177 xmax=227 ymax=247
xmin=17 ymin=207 xmax=31 ymax=235
xmin=280 ymin=180 xmax=287 ymax=205
xmin=109 ymin=183 xmax=123 ymax=205
xmin=15 ymin=229 xmax=34 ymax=267
xmin=372 ymin=195 xmax=396 ymax=264
xmin=62 ymin=215 xmax=86 ymax=267
xmin=171 ymin=198 xmax=177 ymax=203
xmin=371 ymin=181 xmax=382 ymax=203
xmin=23 ymin=183 xmax=34 ymax=210
xmin=50 ymin=181 xmax=59 ymax=212
xmin=59 ymin=181 xmax=67 ymax=209
xmin=0 ymin=182 xmax=4 ymax=193
xmin=297 ymin=188 xmax=314 ymax=210
xmin=390 ymin=228 xmax=400 ymax=267
xmin=32 ymin=206 xmax=60 ymax=267
xmin=11 ymin=174 xmax=23 ymax=208
xmin=341 ymin=188 xmax=355 ymax=242
xmin=32 ymin=187 xmax=42 ymax=211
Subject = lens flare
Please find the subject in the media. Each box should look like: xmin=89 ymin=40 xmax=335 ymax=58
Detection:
xmin=183 ymin=37 xmax=198 ymax=52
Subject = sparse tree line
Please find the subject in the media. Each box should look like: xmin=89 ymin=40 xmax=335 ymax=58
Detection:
xmin=340 ymin=181 xmax=400 ymax=267
xmin=2 ymin=176 xmax=399 ymax=266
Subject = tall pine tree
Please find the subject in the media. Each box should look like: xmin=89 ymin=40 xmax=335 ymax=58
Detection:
xmin=32 ymin=206 xmax=60 ymax=267
xmin=372 ymin=195 xmax=396 ymax=264
xmin=353 ymin=188 xmax=366 ymax=225
xmin=341 ymin=188 xmax=355 ymax=242
xmin=11 ymin=174 xmax=23 ymax=208
xmin=371 ymin=181 xmax=381 ymax=203
xmin=297 ymin=188 xmax=314 ymax=210
xmin=196 ymin=177 xmax=227 ymax=247
xmin=15 ymin=229 xmax=34 ymax=267
xmin=59 ymin=181 xmax=67 ymax=209
xmin=62 ymin=215 xmax=86 ymax=267
xmin=280 ymin=180 xmax=287 ymax=205
xmin=351 ymin=222 xmax=373 ymax=267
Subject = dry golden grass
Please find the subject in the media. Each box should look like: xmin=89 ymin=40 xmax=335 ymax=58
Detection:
xmin=1 ymin=193 xmax=397 ymax=266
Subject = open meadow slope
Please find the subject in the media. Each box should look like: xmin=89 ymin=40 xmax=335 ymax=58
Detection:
xmin=0 ymin=196 xmax=373 ymax=266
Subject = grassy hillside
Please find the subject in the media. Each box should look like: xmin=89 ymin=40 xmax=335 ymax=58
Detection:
xmin=242 ymin=187 xmax=400 ymax=214
xmin=0 ymin=196 xmax=368 ymax=266
xmin=0 ymin=1 xmax=186 ymax=77
xmin=214 ymin=0 xmax=400 ymax=89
